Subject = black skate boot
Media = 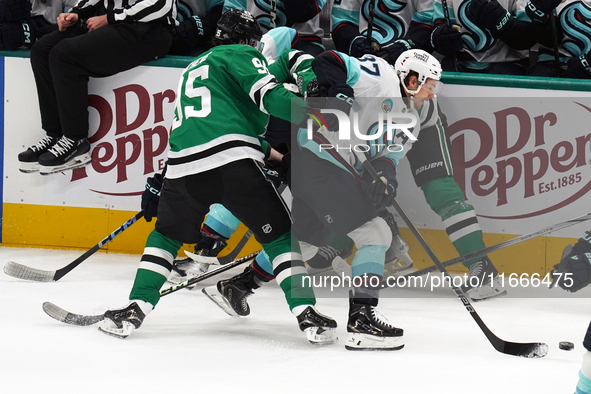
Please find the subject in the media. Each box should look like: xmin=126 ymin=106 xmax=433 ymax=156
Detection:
xmin=306 ymin=241 xmax=354 ymax=275
xmin=461 ymin=256 xmax=507 ymax=302
xmin=296 ymin=306 xmax=338 ymax=345
xmin=38 ymin=136 xmax=91 ymax=175
xmin=202 ymin=265 xmax=254 ymax=317
xmin=346 ymin=300 xmax=404 ymax=351
xmin=168 ymin=231 xmax=228 ymax=286
xmin=98 ymin=302 xmax=146 ymax=339
xmin=18 ymin=135 xmax=57 ymax=173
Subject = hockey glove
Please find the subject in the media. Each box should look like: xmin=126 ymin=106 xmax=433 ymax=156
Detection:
xmin=263 ymin=154 xmax=290 ymax=188
xmin=0 ymin=0 xmax=31 ymax=23
xmin=525 ymin=0 xmax=562 ymax=24
xmin=466 ymin=0 xmax=512 ymax=37
xmin=551 ymin=253 xmax=591 ymax=292
xmin=378 ymin=39 xmax=414 ymax=65
xmin=141 ymin=173 xmax=163 ymax=222
xmin=349 ymin=35 xmax=380 ymax=57
xmin=362 ymin=159 xmax=398 ymax=209
xmin=430 ymin=21 xmax=463 ymax=57
xmin=566 ymin=53 xmax=591 ymax=80
xmin=283 ymin=0 xmax=321 ymax=23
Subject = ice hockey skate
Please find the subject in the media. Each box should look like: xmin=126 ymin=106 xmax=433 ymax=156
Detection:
xmin=296 ymin=306 xmax=338 ymax=345
xmin=18 ymin=135 xmax=56 ymax=173
xmin=167 ymin=235 xmax=228 ymax=287
xmin=385 ymin=232 xmax=414 ymax=274
xmin=38 ymin=136 xmax=91 ymax=175
xmin=462 ymin=257 xmax=507 ymax=302
xmin=306 ymin=243 xmax=354 ymax=275
xmin=98 ymin=302 xmax=146 ymax=339
xmin=346 ymin=301 xmax=404 ymax=351
xmin=202 ymin=266 xmax=254 ymax=317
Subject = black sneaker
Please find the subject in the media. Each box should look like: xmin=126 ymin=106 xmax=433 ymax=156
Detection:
xmin=462 ymin=257 xmax=507 ymax=302
xmin=296 ymin=306 xmax=338 ymax=345
xmin=98 ymin=302 xmax=146 ymax=339
xmin=346 ymin=302 xmax=404 ymax=350
xmin=38 ymin=136 xmax=91 ymax=175
xmin=18 ymin=135 xmax=57 ymax=173
xmin=202 ymin=266 xmax=254 ymax=317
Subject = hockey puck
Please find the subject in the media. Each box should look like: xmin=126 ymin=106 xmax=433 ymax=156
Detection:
xmin=559 ymin=341 xmax=574 ymax=351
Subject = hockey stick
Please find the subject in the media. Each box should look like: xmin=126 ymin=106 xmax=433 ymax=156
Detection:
xmin=42 ymin=251 xmax=260 ymax=326
xmin=441 ymin=0 xmax=460 ymax=72
xmin=549 ymin=11 xmax=562 ymax=77
xmin=403 ymin=212 xmax=591 ymax=279
xmin=184 ymin=229 xmax=254 ymax=265
xmin=269 ymin=0 xmax=277 ymax=28
xmin=3 ymin=211 xmax=144 ymax=282
xmin=365 ymin=0 xmax=380 ymax=51
xmin=356 ymin=152 xmax=548 ymax=358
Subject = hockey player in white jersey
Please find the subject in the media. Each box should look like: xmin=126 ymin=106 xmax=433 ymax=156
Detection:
xmin=303 ymin=48 xmax=506 ymax=303
xmin=432 ymin=0 xmax=557 ymax=74
xmin=331 ymin=0 xmax=434 ymax=64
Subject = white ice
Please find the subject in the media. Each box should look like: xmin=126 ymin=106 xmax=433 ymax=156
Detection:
xmin=1 ymin=246 xmax=590 ymax=394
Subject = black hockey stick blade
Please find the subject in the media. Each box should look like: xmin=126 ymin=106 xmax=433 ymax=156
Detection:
xmin=43 ymin=251 xmax=260 ymax=326
xmin=404 ymin=212 xmax=591 ymax=279
xmin=43 ymin=302 xmax=104 ymax=326
xmin=4 ymin=211 xmax=144 ymax=282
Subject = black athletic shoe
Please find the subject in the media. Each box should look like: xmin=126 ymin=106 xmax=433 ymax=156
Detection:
xmin=18 ymin=135 xmax=57 ymax=173
xmin=346 ymin=302 xmax=404 ymax=350
xmin=38 ymin=136 xmax=91 ymax=175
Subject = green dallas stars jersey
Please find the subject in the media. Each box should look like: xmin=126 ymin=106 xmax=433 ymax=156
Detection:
xmin=166 ymin=44 xmax=307 ymax=179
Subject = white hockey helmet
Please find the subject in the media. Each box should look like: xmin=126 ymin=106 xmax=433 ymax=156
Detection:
xmin=395 ymin=49 xmax=442 ymax=96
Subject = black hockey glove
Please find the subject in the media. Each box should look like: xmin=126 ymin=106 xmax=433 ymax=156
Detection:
xmin=362 ymin=159 xmax=398 ymax=209
xmin=349 ymin=35 xmax=380 ymax=57
xmin=565 ymin=53 xmax=591 ymax=80
xmin=0 ymin=0 xmax=31 ymax=23
xmin=551 ymin=231 xmax=591 ymax=292
xmin=525 ymin=0 xmax=562 ymax=24
xmin=283 ymin=0 xmax=321 ymax=23
xmin=430 ymin=21 xmax=463 ymax=57
xmin=141 ymin=173 xmax=163 ymax=222
xmin=466 ymin=0 xmax=512 ymax=37
xmin=378 ymin=39 xmax=414 ymax=65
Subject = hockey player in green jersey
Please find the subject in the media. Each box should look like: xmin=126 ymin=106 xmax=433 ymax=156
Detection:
xmin=98 ymin=9 xmax=337 ymax=344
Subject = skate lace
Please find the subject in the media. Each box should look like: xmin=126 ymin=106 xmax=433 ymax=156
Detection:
xmin=371 ymin=307 xmax=394 ymax=329
xmin=318 ymin=246 xmax=339 ymax=260
xmin=469 ymin=261 xmax=485 ymax=278
xmin=48 ymin=136 xmax=76 ymax=156
xmin=31 ymin=136 xmax=55 ymax=152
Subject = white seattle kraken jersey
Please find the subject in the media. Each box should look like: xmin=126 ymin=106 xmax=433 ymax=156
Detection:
xmin=536 ymin=0 xmax=591 ymax=58
xmin=299 ymin=53 xmax=438 ymax=174
xmin=433 ymin=0 xmax=529 ymax=63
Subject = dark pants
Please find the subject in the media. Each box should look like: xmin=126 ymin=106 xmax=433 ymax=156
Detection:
xmin=30 ymin=21 xmax=172 ymax=139
xmin=156 ymin=159 xmax=292 ymax=246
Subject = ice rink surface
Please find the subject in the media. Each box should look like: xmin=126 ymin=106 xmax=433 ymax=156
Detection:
xmin=1 ymin=246 xmax=590 ymax=394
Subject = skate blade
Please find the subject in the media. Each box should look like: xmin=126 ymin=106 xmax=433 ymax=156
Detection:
xmin=304 ymin=326 xmax=338 ymax=345
xmin=39 ymin=153 xmax=91 ymax=175
xmin=331 ymin=256 xmax=352 ymax=278
xmin=98 ymin=320 xmax=135 ymax=339
xmin=468 ymin=280 xmax=508 ymax=302
xmin=345 ymin=332 xmax=405 ymax=351
xmin=386 ymin=252 xmax=414 ymax=274
xmin=19 ymin=162 xmax=40 ymax=173
xmin=201 ymin=286 xmax=240 ymax=317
